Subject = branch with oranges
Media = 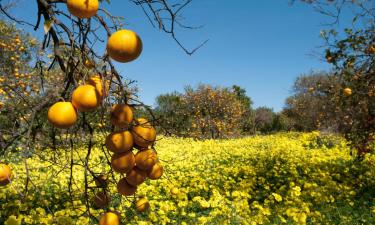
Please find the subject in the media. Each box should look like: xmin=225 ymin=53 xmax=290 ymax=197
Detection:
xmin=0 ymin=0 xmax=184 ymax=224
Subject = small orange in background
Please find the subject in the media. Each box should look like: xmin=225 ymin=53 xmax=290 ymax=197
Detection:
xmin=343 ymin=87 xmax=352 ymax=97
xmin=135 ymin=198 xmax=150 ymax=212
xmin=117 ymin=177 xmax=137 ymax=196
xmin=99 ymin=211 xmax=120 ymax=225
xmin=105 ymin=131 xmax=134 ymax=153
xmin=148 ymin=162 xmax=163 ymax=180
xmin=67 ymin=0 xmax=99 ymax=19
xmin=92 ymin=191 xmax=111 ymax=209
xmin=135 ymin=149 xmax=157 ymax=171
xmin=0 ymin=164 xmax=12 ymax=186
xmin=110 ymin=104 xmax=133 ymax=128
xmin=111 ymin=151 xmax=135 ymax=174
xmin=94 ymin=174 xmax=109 ymax=188
xmin=48 ymin=102 xmax=77 ymax=129
xmin=107 ymin=30 xmax=142 ymax=63
xmin=131 ymin=118 xmax=156 ymax=148
xmin=72 ymin=85 xmax=100 ymax=112
xmin=126 ymin=167 xmax=147 ymax=186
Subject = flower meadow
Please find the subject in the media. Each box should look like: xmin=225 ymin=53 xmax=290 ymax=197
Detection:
xmin=0 ymin=132 xmax=374 ymax=225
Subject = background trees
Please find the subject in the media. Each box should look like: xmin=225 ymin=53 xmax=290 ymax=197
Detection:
xmin=297 ymin=0 xmax=375 ymax=156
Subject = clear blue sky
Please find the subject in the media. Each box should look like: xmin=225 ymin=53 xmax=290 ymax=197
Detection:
xmin=9 ymin=0 xmax=354 ymax=111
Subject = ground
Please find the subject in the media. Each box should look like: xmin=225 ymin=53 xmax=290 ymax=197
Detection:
xmin=0 ymin=132 xmax=374 ymax=224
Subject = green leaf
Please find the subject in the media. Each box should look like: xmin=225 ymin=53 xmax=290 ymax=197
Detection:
xmin=43 ymin=19 xmax=54 ymax=34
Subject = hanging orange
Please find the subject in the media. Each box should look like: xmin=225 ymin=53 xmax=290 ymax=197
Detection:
xmin=47 ymin=102 xmax=77 ymax=129
xmin=117 ymin=177 xmax=137 ymax=196
xmin=105 ymin=131 xmax=133 ymax=153
xmin=107 ymin=30 xmax=142 ymax=63
xmin=131 ymin=118 xmax=156 ymax=148
xmin=135 ymin=198 xmax=150 ymax=212
xmin=126 ymin=167 xmax=147 ymax=186
xmin=135 ymin=149 xmax=157 ymax=171
xmin=92 ymin=191 xmax=111 ymax=209
xmin=110 ymin=104 xmax=133 ymax=128
xmin=72 ymin=85 xmax=100 ymax=112
xmin=148 ymin=162 xmax=163 ymax=180
xmin=99 ymin=211 xmax=120 ymax=225
xmin=67 ymin=0 xmax=99 ymax=19
xmin=111 ymin=151 xmax=135 ymax=174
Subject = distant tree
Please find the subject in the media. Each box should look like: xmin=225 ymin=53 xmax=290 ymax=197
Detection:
xmin=298 ymin=0 xmax=375 ymax=156
xmin=154 ymin=92 xmax=191 ymax=136
xmin=253 ymin=107 xmax=275 ymax=133
xmin=283 ymin=71 xmax=339 ymax=131
xmin=231 ymin=85 xmax=254 ymax=133
xmin=183 ymin=84 xmax=246 ymax=139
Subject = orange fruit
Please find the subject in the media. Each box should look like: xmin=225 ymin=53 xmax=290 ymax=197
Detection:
xmin=47 ymin=102 xmax=77 ymax=129
xmin=135 ymin=198 xmax=150 ymax=212
xmin=72 ymin=85 xmax=100 ymax=112
xmin=117 ymin=178 xmax=137 ymax=196
xmin=87 ymin=75 xmax=108 ymax=99
xmin=107 ymin=30 xmax=142 ymax=63
xmin=343 ymin=88 xmax=352 ymax=96
xmin=67 ymin=0 xmax=99 ymax=19
xmin=135 ymin=149 xmax=157 ymax=171
xmin=126 ymin=167 xmax=147 ymax=186
xmin=110 ymin=104 xmax=133 ymax=128
xmin=111 ymin=151 xmax=135 ymax=174
xmin=105 ymin=131 xmax=133 ymax=153
xmin=131 ymin=118 xmax=156 ymax=148
xmin=148 ymin=162 xmax=163 ymax=180
xmin=0 ymin=164 xmax=11 ymax=186
xmin=99 ymin=211 xmax=120 ymax=225
xmin=92 ymin=191 xmax=111 ymax=208
xmin=94 ymin=174 xmax=108 ymax=187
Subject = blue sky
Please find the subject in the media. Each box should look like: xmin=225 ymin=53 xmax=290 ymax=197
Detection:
xmin=9 ymin=0 xmax=354 ymax=111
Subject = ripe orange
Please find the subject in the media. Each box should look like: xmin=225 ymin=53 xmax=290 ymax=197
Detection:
xmin=105 ymin=131 xmax=134 ymax=153
xmin=148 ymin=162 xmax=163 ymax=180
xmin=92 ymin=191 xmax=111 ymax=209
xmin=48 ymin=102 xmax=77 ymax=129
xmin=343 ymin=88 xmax=352 ymax=96
xmin=94 ymin=174 xmax=108 ymax=187
xmin=131 ymin=118 xmax=156 ymax=148
xmin=117 ymin=178 xmax=137 ymax=196
xmin=107 ymin=30 xmax=142 ymax=63
xmin=0 ymin=164 xmax=11 ymax=186
xmin=110 ymin=104 xmax=133 ymax=128
xmin=87 ymin=75 xmax=108 ymax=99
xmin=99 ymin=211 xmax=120 ymax=225
xmin=135 ymin=149 xmax=157 ymax=171
xmin=72 ymin=85 xmax=100 ymax=112
xmin=67 ymin=0 xmax=99 ymax=19
xmin=111 ymin=151 xmax=135 ymax=174
xmin=126 ymin=167 xmax=147 ymax=186
xmin=135 ymin=198 xmax=150 ymax=212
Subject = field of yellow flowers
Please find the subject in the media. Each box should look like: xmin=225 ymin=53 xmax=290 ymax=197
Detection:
xmin=0 ymin=132 xmax=374 ymax=224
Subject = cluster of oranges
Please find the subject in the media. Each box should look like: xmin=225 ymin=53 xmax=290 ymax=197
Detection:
xmin=45 ymin=1 xmax=160 ymax=224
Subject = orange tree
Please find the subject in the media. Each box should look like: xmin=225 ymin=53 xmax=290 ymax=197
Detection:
xmin=0 ymin=0 xmax=203 ymax=223
xmin=283 ymin=71 xmax=340 ymax=131
xmin=182 ymin=84 xmax=246 ymax=139
xmin=298 ymin=0 xmax=375 ymax=156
